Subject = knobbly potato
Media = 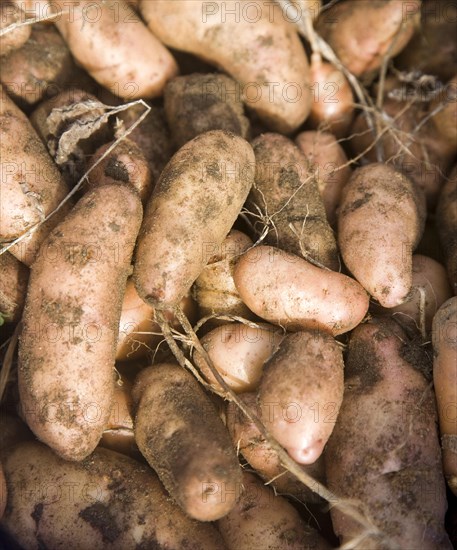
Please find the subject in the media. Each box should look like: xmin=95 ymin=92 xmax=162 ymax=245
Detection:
xmin=0 ymin=1 xmax=31 ymax=57
xmin=134 ymin=130 xmax=255 ymax=310
xmin=249 ymin=133 xmax=339 ymax=270
xmin=0 ymin=251 xmax=29 ymax=324
xmin=234 ymin=246 xmax=369 ymax=336
xmin=133 ymin=363 xmax=242 ymax=521
xmin=325 ymin=318 xmax=451 ymax=549
xmin=338 ymin=163 xmax=426 ymax=307
xmin=437 ymin=164 xmax=457 ymax=294
xmin=18 ymin=184 xmax=142 ymax=461
xmin=0 ymin=441 xmax=227 ymax=549
xmin=164 ymin=73 xmax=250 ymax=148
xmin=218 ymin=472 xmax=331 ymax=550
xmin=193 ymin=322 xmax=284 ymax=393
xmin=140 ymin=0 xmax=312 ymax=133
xmin=432 ymin=297 xmax=457 ymax=495
xmin=258 ymin=330 xmax=344 ymax=464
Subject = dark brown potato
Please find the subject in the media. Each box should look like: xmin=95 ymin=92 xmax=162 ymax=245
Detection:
xmin=164 ymin=73 xmax=250 ymax=148
xmin=437 ymin=164 xmax=457 ymax=294
xmin=133 ymin=363 xmax=242 ymax=521
xmin=0 ymin=251 xmax=29 ymax=324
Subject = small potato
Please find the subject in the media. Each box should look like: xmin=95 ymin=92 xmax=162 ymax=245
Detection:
xmin=1 ymin=442 xmax=227 ymax=549
xmin=218 ymin=472 xmax=331 ymax=550
xmin=432 ymin=297 xmax=457 ymax=495
xmin=134 ymin=130 xmax=255 ymax=310
xmin=133 ymin=364 xmax=242 ymax=521
xmin=193 ymin=322 xmax=284 ymax=393
xmin=430 ymin=75 xmax=457 ymax=152
xmin=0 ymin=2 xmax=31 ymax=57
xmin=295 ymin=130 xmax=352 ymax=227
xmin=234 ymin=246 xmax=369 ymax=336
xmin=0 ymin=252 xmax=29 ymax=324
xmin=258 ymin=330 xmax=344 ymax=465
xmin=18 ymin=185 xmax=143 ymax=461
xmin=325 ymin=318 xmax=451 ymax=549
xmin=338 ymin=163 xmax=425 ymax=307
xmin=437 ymin=164 xmax=457 ymax=294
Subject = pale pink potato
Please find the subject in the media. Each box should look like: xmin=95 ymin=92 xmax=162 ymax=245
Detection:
xmin=218 ymin=472 xmax=331 ymax=550
xmin=0 ymin=2 xmax=31 ymax=57
xmin=338 ymin=163 xmax=426 ymax=308
xmin=258 ymin=330 xmax=344 ymax=465
xmin=233 ymin=246 xmax=369 ymax=336
xmin=18 ymin=184 xmax=142 ymax=461
xmin=140 ymin=0 xmax=311 ymax=133
xmin=325 ymin=318 xmax=451 ymax=549
xmin=295 ymin=130 xmax=352 ymax=226
xmin=432 ymin=297 xmax=457 ymax=495
xmin=53 ymin=0 xmax=178 ymax=99
xmin=193 ymin=322 xmax=284 ymax=393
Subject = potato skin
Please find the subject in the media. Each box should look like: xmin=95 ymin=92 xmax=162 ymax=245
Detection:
xmin=437 ymin=164 xmax=457 ymax=294
xmin=325 ymin=318 xmax=451 ymax=549
xmin=234 ymin=245 xmax=369 ymax=336
xmin=0 ymin=252 xmax=29 ymax=324
xmin=430 ymin=75 xmax=457 ymax=152
xmin=432 ymin=297 xmax=457 ymax=495
xmin=134 ymin=130 xmax=255 ymax=309
xmin=258 ymin=330 xmax=344 ymax=465
xmin=0 ymin=442 xmax=226 ymax=549
xmin=338 ymin=163 xmax=425 ymax=308
xmin=18 ymin=184 xmax=142 ymax=461
xmin=133 ymin=364 xmax=242 ymax=521
xmin=140 ymin=0 xmax=311 ymax=133
xmin=0 ymin=2 xmax=31 ymax=58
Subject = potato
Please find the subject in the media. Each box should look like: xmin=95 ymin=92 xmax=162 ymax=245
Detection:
xmin=437 ymin=164 xmax=457 ymax=294
xmin=226 ymin=393 xmax=326 ymax=504
xmin=338 ymin=163 xmax=426 ymax=308
xmin=0 ymin=86 xmax=71 ymax=266
xmin=0 ymin=1 xmax=31 ymax=57
xmin=325 ymin=318 xmax=451 ymax=549
xmin=295 ymin=130 xmax=352 ymax=227
xmin=52 ymin=0 xmax=178 ymax=99
xmin=249 ymin=133 xmax=339 ymax=270
xmin=234 ymin=245 xmax=369 ymax=336
xmin=432 ymin=297 xmax=457 ymax=495
xmin=134 ymin=130 xmax=255 ymax=310
xmin=374 ymin=254 xmax=452 ymax=334
xmin=430 ymin=74 xmax=457 ymax=152
xmin=218 ymin=472 xmax=331 ymax=550
xmin=133 ymin=363 xmax=242 ymax=521
xmin=315 ymin=0 xmax=420 ymax=77
xmin=258 ymin=330 xmax=344 ymax=464
xmin=0 ymin=441 xmax=227 ymax=549
xmin=140 ymin=0 xmax=311 ymax=133
xmin=18 ymin=184 xmax=142 ymax=461
xmin=192 ymin=230 xmax=255 ymax=325
xmin=164 ymin=73 xmax=250 ymax=148
xmin=0 ymin=251 xmax=29 ymax=324
xmin=86 ymin=138 xmax=153 ymax=205
xmin=193 ymin=322 xmax=284 ymax=393
xmin=0 ymin=23 xmax=75 ymax=108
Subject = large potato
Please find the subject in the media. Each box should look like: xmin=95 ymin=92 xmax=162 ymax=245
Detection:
xmin=0 ymin=2 xmax=31 ymax=57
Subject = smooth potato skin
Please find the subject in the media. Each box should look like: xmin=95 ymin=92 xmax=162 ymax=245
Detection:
xmin=234 ymin=246 xmax=369 ymax=336
xmin=325 ymin=318 xmax=451 ymax=549
xmin=134 ymin=130 xmax=255 ymax=309
xmin=338 ymin=163 xmax=425 ymax=308
xmin=18 ymin=185 xmax=142 ymax=461
xmin=0 ymin=442 xmax=226 ymax=549
xmin=0 ymin=252 xmax=29 ymax=324
xmin=432 ymin=297 xmax=457 ymax=494
xmin=133 ymin=364 xmax=242 ymax=521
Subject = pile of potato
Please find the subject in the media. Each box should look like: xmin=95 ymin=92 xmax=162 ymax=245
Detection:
xmin=0 ymin=0 xmax=456 ymax=548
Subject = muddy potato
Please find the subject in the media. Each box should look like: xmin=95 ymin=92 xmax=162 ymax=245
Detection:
xmin=0 ymin=252 xmax=29 ymax=324
xmin=430 ymin=74 xmax=457 ymax=152
xmin=437 ymin=164 xmax=457 ymax=294
xmin=0 ymin=1 xmax=31 ymax=57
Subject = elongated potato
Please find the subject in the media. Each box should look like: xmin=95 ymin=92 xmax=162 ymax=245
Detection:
xmin=133 ymin=363 xmax=242 ymax=521
xmin=193 ymin=322 xmax=284 ymax=393
xmin=325 ymin=318 xmax=451 ymax=549
xmin=218 ymin=472 xmax=331 ymax=550
xmin=0 ymin=442 xmax=226 ymax=549
xmin=249 ymin=133 xmax=339 ymax=270
xmin=338 ymin=163 xmax=425 ymax=308
xmin=140 ymin=0 xmax=311 ymax=133
xmin=433 ymin=297 xmax=457 ymax=495
xmin=437 ymin=164 xmax=457 ymax=294
xmin=52 ymin=0 xmax=178 ymax=99
xmin=234 ymin=246 xmax=369 ymax=335
xmin=18 ymin=184 xmax=142 ymax=461
xmin=134 ymin=130 xmax=255 ymax=309
xmin=0 ymin=252 xmax=29 ymax=324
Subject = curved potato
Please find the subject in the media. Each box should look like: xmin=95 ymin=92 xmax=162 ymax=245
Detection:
xmin=18 ymin=184 xmax=142 ymax=461
xmin=0 ymin=252 xmax=29 ymax=324
xmin=234 ymin=245 xmax=369 ymax=336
